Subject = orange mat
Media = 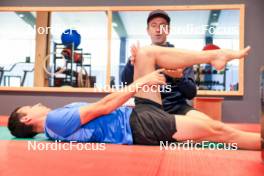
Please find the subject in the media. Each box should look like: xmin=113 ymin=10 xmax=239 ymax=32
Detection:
xmin=158 ymin=147 xmax=263 ymax=176
xmin=1 ymin=115 xmax=263 ymax=176
xmin=0 ymin=115 xmax=8 ymax=126
xmin=0 ymin=141 xmax=164 ymax=176
xmin=0 ymin=140 xmax=263 ymax=176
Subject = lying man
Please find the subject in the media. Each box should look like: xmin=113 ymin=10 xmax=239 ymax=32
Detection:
xmin=8 ymin=45 xmax=260 ymax=150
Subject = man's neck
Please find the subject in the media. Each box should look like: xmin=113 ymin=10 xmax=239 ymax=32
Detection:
xmin=34 ymin=115 xmax=48 ymax=133
xmin=152 ymin=42 xmax=168 ymax=47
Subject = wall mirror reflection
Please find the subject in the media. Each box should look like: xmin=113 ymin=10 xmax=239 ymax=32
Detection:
xmin=0 ymin=5 xmax=244 ymax=95
xmin=111 ymin=9 xmax=241 ymax=92
xmin=48 ymin=11 xmax=108 ymax=89
xmin=0 ymin=12 xmax=36 ymax=87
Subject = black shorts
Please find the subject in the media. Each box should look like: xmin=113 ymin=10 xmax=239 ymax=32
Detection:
xmin=129 ymin=97 xmax=177 ymax=145
xmin=173 ymin=104 xmax=195 ymax=115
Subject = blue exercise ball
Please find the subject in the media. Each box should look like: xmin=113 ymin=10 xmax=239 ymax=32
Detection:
xmin=61 ymin=29 xmax=81 ymax=49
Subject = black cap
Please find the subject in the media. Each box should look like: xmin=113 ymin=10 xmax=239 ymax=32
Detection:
xmin=147 ymin=9 xmax=171 ymax=24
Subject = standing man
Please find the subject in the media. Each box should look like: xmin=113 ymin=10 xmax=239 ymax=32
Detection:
xmin=121 ymin=9 xmax=198 ymax=116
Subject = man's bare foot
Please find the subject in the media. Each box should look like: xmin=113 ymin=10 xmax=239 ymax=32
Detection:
xmin=211 ymin=46 xmax=251 ymax=70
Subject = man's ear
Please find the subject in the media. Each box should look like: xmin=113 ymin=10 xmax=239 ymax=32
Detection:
xmin=20 ymin=115 xmax=32 ymax=125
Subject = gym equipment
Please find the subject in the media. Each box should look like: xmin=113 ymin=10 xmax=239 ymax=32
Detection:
xmin=261 ymin=66 xmax=264 ymax=161
xmin=25 ymin=56 xmax=31 ymax=63
xmin=202 ymin=43 xmax=220 ymax=50
xmin=0 ymin=62 xmax=34 ymax=86
xmin=61 ymin=48 xmax=83 ymax=63
xmin=61 ymin=29 xmax=81 ymax=49
xmin=43 ymin=53 xmax=66 ymax=76
xmin=45 ymin=43 xmax=93 ymax=87
xmin=0 ymin=67 xmax=3 ymax=85
xmin=77 ymin=67 xmax=90 ymax=87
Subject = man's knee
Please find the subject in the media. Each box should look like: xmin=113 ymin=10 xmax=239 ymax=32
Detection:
xmin=209 ymin=120 xmax=237 ymax=139
xmin=136 ymin=47 xmax=156 ymax=63
xmin=134 ymin=47 xmax=156 ymax=78
xmin=210 ymin=121 xmax=224 ymax=132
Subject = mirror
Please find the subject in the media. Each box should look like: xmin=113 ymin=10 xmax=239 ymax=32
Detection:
xmin=111 ymin=10 xmax=241 ymax=93
xmin=0 ymin=5 xmax=245 ymax=95
xmin=0 ymin=12 xmax=36 ymax=87
xmin=48 ymin=11 xmax=108 ymax=89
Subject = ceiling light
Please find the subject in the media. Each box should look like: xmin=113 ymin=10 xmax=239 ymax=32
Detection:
xmin=19 ymin=14 xmax=24 ymax=18
xmin=211 ymin=22 xmax=219 ymax=26
xmin=112 ymin=22 xmax=118 ymax=28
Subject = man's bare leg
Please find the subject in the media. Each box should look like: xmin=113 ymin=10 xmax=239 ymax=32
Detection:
xmin=133 ymin=45 xmax=250 ymax=70
xmin=172 ymin=104 xmax=260 ymax=150
xmin=185 ymin=109 xmax=213 ymax=120
xmin=133 ymin=45 xmax=250 ymax=104
xmin=133 ymin=45 xmax=260 ymax=150
xmin=173 ymin=115 xmax=261 ymax=150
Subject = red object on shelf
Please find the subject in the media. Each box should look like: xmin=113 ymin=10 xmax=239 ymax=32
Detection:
xmin=202 ymin=43 xmax=220 ymax=50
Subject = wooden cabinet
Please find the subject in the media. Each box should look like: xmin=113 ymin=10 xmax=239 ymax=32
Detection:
xmin=193 ymin=97 xmax=224 ymax=121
